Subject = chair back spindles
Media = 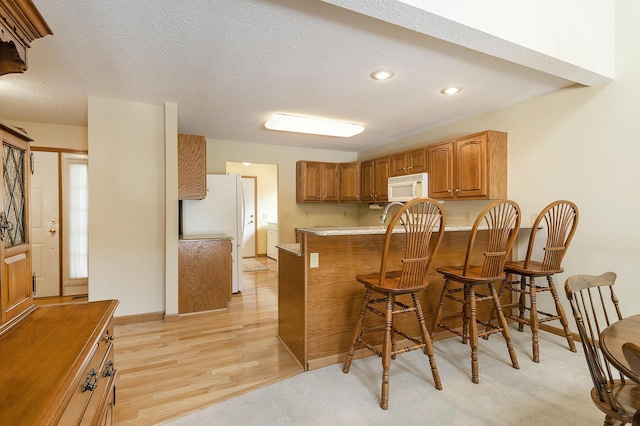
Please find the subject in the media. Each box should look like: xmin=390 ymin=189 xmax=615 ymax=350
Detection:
xmin=524 ymin=200 xmax=578 ymax=271
xmin=564 ymin=272 xmax=628 ymax=410
xmin=381 ymin=199 xmax=444 ymax=290
xmin=462 ymin=199 xmax=520 ymax=278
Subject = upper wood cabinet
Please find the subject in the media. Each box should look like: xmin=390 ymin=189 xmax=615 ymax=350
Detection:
xmin=0 ymin=0 xmax=52 ymax=76
xmin=339 ymin=162 xmax=361 ymax=202
xmin=296 ymin=161 xmax=339 ymax=202
xmin=0 ymin=121 xmax=34 ymax=329
xmin=178 ymin=134 xmax=207 ymax=200
xmin=360 ymin=156 xmax=389 ymax=203
xmin=389 ymin=148 xmax=427 ymax=177
xmin=428 ymin=130 xmax=507 ymax=200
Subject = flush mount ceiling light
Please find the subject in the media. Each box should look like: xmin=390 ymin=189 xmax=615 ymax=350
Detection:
xmin=371 ymin=69 xmax=395 ymax=81
xmin=265 ymin=113 xmax=364 ymax=138
xmin=440 ymin=86 xmax=462 ymax=95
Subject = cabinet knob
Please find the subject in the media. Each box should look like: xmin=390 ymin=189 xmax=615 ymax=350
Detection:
xmin=456 ymin=189 xmax=460 ymax=193
xmin=447 ymin=189 xmax=452 ymax=193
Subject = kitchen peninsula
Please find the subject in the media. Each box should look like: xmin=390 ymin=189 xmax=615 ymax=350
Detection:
xmin=277 ymin=224 xmax=530 ymax=371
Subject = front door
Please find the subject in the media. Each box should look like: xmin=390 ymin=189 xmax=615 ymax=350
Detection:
xmin=30 ymin=151 xmax=60 ymax=297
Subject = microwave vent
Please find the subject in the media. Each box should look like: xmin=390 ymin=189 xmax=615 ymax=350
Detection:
xmin=388 ymin=173 xmax=428 ymax=184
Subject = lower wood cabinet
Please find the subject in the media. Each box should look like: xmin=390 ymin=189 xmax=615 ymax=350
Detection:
xmin=0 ymin=300 xmax=119 ymax=425
xmin=179 ymin=237 xmax=232 ymax=314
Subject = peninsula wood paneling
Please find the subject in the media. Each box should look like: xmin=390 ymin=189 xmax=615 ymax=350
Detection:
xmin=277 ymin=249 xmax=306 ymax=366
xmin=279 ymin=230 xmax=514 ymax=370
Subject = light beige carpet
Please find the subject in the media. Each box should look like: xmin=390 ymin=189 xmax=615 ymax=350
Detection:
xmin=164 ymin=327 xmax=603 ymax=425
xmin=242 ymin=258 xmax=269 ymax=272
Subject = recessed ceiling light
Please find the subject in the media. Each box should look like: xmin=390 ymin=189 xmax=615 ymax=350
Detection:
xmin=242 ymin=162 xmax=251 ymax=166
xmin=371 ymin=70 xmax=395 ymax=81
xmin=441 ymin=86 xmax=462 ymax=95
xmin=264 ymin=113 xmax=364 ymax=138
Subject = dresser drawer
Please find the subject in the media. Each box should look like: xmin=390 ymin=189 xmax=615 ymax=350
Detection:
xmin=81 ymin=344 xmax=117 ymax=425
xmin=58 ymin=343 xmax=102 ymax=425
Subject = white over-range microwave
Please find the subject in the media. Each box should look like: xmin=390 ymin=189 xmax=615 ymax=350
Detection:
xmin=388 ymin=173 xmax=429 ymax=202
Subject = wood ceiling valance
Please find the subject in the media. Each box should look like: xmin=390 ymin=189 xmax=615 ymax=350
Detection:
xmin=0 ymin=0 xmax=51 ymax=76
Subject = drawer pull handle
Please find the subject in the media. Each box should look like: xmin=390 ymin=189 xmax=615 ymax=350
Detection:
xmin=104 ymin=333 xmax=114 ymax=344
xmin=82 ymin=369 xmax=99 ymax=392
xmin=104 ymin=361 xmax=115 ymax=377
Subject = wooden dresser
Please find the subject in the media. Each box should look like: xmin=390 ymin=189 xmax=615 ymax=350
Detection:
xmin=0 ymin=300 xmax=119 ymax=425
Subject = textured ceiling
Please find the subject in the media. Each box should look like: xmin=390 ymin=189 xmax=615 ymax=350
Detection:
xmin=0 ymin=0 xmax=594 ymax=152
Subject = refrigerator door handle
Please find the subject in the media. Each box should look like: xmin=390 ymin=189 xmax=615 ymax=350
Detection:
xmin=240 ymin=180 xmax=246 ymax=237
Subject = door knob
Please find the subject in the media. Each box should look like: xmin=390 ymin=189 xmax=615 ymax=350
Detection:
xmin=48 ymin=228 xmax=56 ymax=235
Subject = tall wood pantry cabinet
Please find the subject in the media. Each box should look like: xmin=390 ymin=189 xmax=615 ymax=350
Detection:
xmin=0 ymin=121 xmax=119 ymax=425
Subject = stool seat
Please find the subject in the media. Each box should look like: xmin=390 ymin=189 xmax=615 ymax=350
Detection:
xmin=437 ymin=265 xmax=506 ymax=284
xmin=503 ymin=260 xmax=563 ymax=276
xmin=343 ymin=198 xmax=446 ymax=410
xmin=356 ymin=271 xmax=428 ymax=294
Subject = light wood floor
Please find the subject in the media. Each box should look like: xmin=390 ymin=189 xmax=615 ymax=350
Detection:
xmin=111 ymin=257 xmax=302 ymax=425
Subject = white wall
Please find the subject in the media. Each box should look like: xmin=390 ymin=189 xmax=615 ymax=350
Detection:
xmin=400 ymin=0 xmax=614 ymax=79
xmin=87 ymin=97 xmax=167 ymax=316
xmin=4 ymin=120 xmax=87 ymax=151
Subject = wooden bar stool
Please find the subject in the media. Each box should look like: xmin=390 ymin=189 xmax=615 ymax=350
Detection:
xmin=495 ymin=200 xmax=578 ymax=362
xmin=431 ymin=199 xmax=521 ymax=384
xmin=343 ymin=198 xmax=446 ymax=410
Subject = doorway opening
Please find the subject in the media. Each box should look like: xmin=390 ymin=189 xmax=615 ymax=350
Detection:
xmin=30 ymin=149 xmax=88 ymax=299
xmin=225 ymin=162 xmax=278 ymax=260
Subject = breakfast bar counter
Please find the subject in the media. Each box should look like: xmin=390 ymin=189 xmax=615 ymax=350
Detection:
xmin=277 ymin=225 xmax=528 ymax=370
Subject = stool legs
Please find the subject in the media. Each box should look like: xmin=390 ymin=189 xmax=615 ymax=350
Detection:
xmin=492 ymin=274 xmax=577 ymax=362
xmin=489 ymin=282 xmax=519 ymax=371
xmin=468 ymin=285 xmax=479 ymax=384
xmin=432 ymin=279 xmax=519 ymax=384
xmin=547 ymin=276 xmax=577 ymax=353
xmin=412 ymin=293 xmax=442 ymax=390
xmin=380 ymin=296 xmax=393 ymax=409
xmin=343 ymin=289 xmax=371 ymax=374
xmin=528 ymin=276 xmax=540 ymax=363
xmin=345 ymin=289 xmax=443 ymax=409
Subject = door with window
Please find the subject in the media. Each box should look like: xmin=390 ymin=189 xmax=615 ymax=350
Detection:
xmin=30 ymin=151 xmax=88 ymax=297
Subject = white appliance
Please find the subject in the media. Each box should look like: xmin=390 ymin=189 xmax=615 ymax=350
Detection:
xmin=181 ymin=173 xmax=245 ymax=293
xmin=388 ymin=173 xmax=429 ymax=202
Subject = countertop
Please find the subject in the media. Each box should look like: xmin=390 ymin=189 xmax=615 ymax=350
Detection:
xmin=279 ymin=224 xmax=533 ymax=256
xmin=179 ymin=233 xmax=233 ymax=241
xmin=295 ymin=224 xmax=535 ymax=236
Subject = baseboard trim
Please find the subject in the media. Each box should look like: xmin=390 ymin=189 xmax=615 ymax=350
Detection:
xmin=113 ymin=311 xmax=165 ymax=325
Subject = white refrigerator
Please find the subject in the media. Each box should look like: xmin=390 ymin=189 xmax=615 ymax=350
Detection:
xmin=181 ymin=173 xmax=245 ymax=293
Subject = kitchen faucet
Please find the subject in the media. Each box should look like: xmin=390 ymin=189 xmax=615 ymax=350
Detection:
xmin=380 ymin=201 xmax=404 ymax=223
